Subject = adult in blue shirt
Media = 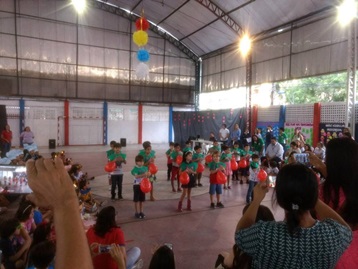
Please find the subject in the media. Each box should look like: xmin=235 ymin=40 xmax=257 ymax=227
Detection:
xmin=231 ymin=123 xmax=241 ymax=146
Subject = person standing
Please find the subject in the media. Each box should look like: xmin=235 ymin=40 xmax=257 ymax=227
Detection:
xmin=278 ymin=127 xmax=288 ymax=155
xmin=240 ymin=127 xmax=252 ymax=148
xmin=20 ymin=126 xmax=35 ymax=145
xmin=230 ymin=123 xmax=241 ymax=146
xmin=265 ymin=125 xmax=273 ymax=150
xmin=219 ymin=124 xmax=230 ymax=146
xmin=1 ymin=124 xmax=12 ymax=157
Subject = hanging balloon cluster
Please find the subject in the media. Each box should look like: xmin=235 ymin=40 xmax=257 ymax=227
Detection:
xmin=133 ymin=14 xmax=150 ymax=80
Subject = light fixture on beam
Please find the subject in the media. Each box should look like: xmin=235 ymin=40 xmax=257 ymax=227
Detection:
xmin=71 ymin=0 xmax=86 ymax=14
xmin=337 ymin=0 xmax=357 ymax=26
xmin=239 ymin=33 xmax=252 ymax=57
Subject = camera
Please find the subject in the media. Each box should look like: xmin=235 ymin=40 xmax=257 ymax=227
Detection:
xmin=99 ymin=245 xmax=112 ymax=253
xmin=293 ymin=153 xmax=311 ymax=166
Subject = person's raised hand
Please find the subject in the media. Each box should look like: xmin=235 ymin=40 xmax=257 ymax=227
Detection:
xmin=109 ymin=244 xmax=126 ymax=269
xmin=253 ymin=181 xmax=268 ymax=203
xmin=26 ymin=157 xmax=78 ymax=210
xmin=307 ymin=152 xmax=323 ymax=168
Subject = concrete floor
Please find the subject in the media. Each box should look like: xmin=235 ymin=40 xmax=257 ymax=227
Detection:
xmin=4 ymin=144 xmax=285 ymax=269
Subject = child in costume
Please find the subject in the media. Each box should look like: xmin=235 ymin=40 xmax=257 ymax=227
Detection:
xmin=245 ymin=154 xmax=260 ymax=204
xmin=231 ymin=141 xmax=241 ymax=181
xmin=220 ymin=145 xmax=232 ymax=189
xmin=131 ymin=155 xmax=149 ymax=219
xmin=177 ymin=151 xmax=197 ymax=212
xmin=108 ymin=142 xmax=126 ymax=201
xmin=208 ymin=150 xmax=226 ymax=209
xmin=139 ymin=143 xmax=156 ymax=201
xmin=106 ymin=140 xmax=117 ymax=191
xmin=192 ymin=145 xmax=204 ymax=187
xmin=170 ymin=143 xmax=183 ymax=192
xmin=182 ymin=140 xmax=192 ymax=154
xmin=165 ymin=142 xmax=175 ymax=181
xmin=78 ymin=180 xmax=104 ymax=213
xmin=239 ymin=143 xmax=252 ymax=184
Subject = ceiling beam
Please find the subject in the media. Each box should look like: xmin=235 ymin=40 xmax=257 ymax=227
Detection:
xmin=88 ymin=0 xmax=200 ymax=61
xmin=156 ymin=0 xmax=190 ymax=26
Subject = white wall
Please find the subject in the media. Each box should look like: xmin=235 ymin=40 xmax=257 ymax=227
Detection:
xmin=69 ymin=102 xmax=103 ymax=145
xmin=142 ymin=105 xmax=169 ymax=144
xmin=108 ymin=103 xmax=138 ymax=145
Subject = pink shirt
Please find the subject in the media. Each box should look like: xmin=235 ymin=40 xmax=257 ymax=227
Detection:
xmin=335 ymin=230 xmax=358 ymax=269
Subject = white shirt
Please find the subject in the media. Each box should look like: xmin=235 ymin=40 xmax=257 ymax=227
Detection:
xmin=219 ymin=128 xmax=230 ymax=141
xmin=314 ymin=147 xmax=325 ymax=160
xmin=266 ymin=142 xmax=284 ymax=160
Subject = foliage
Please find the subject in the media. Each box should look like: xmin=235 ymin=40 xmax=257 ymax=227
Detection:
xmin=276 ymin=73 xmax=348 ymax=104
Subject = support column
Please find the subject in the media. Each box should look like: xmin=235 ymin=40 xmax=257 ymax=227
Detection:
xmin=103 ymin=101 xmax=108 ymax=145
xmin=64 ymin=100 xmax=69 ymax=146
xmin=279 ymin=105 xmax=286 ymax=129
xmin=169 ymin=105 xmax=173 ymax=142
xmin=19 ymin=99 xmax=24 ymax=147
xmin=251 ymin=105 xmax=258 ymax=135
xmin=194 ymin=61 xmax=201 ymax=111
xmin=313 ymin=103 xmax=321 ymax=148
xmin=246 ymin=53 xmax=252 ymax=131
xmin=138 ymin=103 xmax=143 ymax=144
xmin=346 ymin=19 xmax=357 ymax=138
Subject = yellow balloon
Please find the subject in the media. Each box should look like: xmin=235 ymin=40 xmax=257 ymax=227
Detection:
xmin=133 ymin=30 xmax=148 ymax=46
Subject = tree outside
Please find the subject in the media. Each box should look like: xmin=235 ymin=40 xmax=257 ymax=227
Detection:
xmin=276 ymin=72 xmax=348 ymax=104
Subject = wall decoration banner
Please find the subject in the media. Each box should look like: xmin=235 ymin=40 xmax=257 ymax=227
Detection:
xmin=318 ymin=123 xmax=345 ymax=145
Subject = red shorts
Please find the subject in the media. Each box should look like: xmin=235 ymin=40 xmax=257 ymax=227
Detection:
xmin=171 ymin=166 xmax=180 ymax=180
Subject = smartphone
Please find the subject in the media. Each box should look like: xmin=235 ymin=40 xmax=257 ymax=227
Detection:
xmin=99 ymin=245 xmax=112 ymax=253
xmin=268 ymin=176 xmax=276 ymax=188
xmin=293 ymin=153 xmax=311 ymax=166
xmin=164 ymin=243 xmax=173 ymax=250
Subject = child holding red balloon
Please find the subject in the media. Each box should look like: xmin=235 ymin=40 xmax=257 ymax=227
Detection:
xmin=208 ymin=150 xmax=226 ymax=209
xmin=131 ymin=155 xmax=150 ymax=219
xmin=177 ymin=151 xmax=198 ymax=211
xmin=231 ymin=141 xmax=242 ymax=181
xmin=246 ymin=154 xmax=260 ymax=204
xmin=239 ymin=143 xmax=253 ymax=184
xmin=220 ymin=145 xmax=233 ymax=189
xmin=170 ymin=143 xmax=183 ymax=192
xmin=108 ymin=143 xmax=126 ymax=201
xmin=165 ymin=142 xmax=175 ymax=181
xmin=193 ymin=145 xmax=204 ymax=187
xmin=139 ymin=144 xmax=156 ymax=201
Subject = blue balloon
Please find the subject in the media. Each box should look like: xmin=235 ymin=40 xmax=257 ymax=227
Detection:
xmin=137 ymin=49 xmax=150 ymax=62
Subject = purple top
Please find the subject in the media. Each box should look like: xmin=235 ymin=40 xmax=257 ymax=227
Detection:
xmin=20 ymin=131 xmax=34 ymax=144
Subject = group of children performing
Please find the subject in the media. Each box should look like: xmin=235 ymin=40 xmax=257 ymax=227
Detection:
xmin=105 ymin=139 xmax=279 ymax=219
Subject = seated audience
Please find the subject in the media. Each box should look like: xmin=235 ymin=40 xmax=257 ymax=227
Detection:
xmin=309 ymin=137 xmax=358 ymax=268
xmin=235 ymin=163 xmax=352 ymax=269
xmin=27 ymin=240 xmax=55 ymax=269
xmin=0 ymin=218 xmax=31 ymax=269
xmin=149 ymin=244 xmax=175 ymax=269
xmin=215 ymin=204 xmax=274 ymax=269
xmin=86 ymin=206 xmax=141 ymax=269
xmin=26 ymin=157 xmax=93 ymax=269
xmin=313 ymin=142 xmax=325 ymax=161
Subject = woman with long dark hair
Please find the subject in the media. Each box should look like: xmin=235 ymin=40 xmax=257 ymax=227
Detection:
xmin=309 ymin=137 xmax=358 ymax=268
xmin=86 ymin=206 xmax=141 ymax=269
xmin=235 ymin=163 xmax=352 ymax=269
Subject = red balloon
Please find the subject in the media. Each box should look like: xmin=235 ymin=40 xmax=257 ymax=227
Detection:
xmin=140 ymin=178 xmax=152 ymax=193
xmin=149 ymin=163 xmax=158 ymax=174
xmin=197 ymin=163 xmax=205 ymax=173
xmin=205 ymin=155 xmax=213 ymax=163
xmin=135 ymin=17 xmax=150 ymax=31
xmin=179 ymin=172 xmax=189 ymax=184
xmin=216 ymin=170 xmax=227 ymax=184
xmin=257 ymin=169 xmax=268 ymax=182
xmin=239 ymin=159 xmax=247 ymax=168
xmin=231 ymin=159 xmax=239 ymax=170
xmin=104 ymin=161 xmax=116 ymax=172
xmin=176 ymin=155 xmax=183 ymax=165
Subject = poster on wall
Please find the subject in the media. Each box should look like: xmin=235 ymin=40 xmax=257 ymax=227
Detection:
xmin=318 ymin=123 xmax=345 ymax=145
xmin=284 ymin=123 xmax=313 ymax=145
